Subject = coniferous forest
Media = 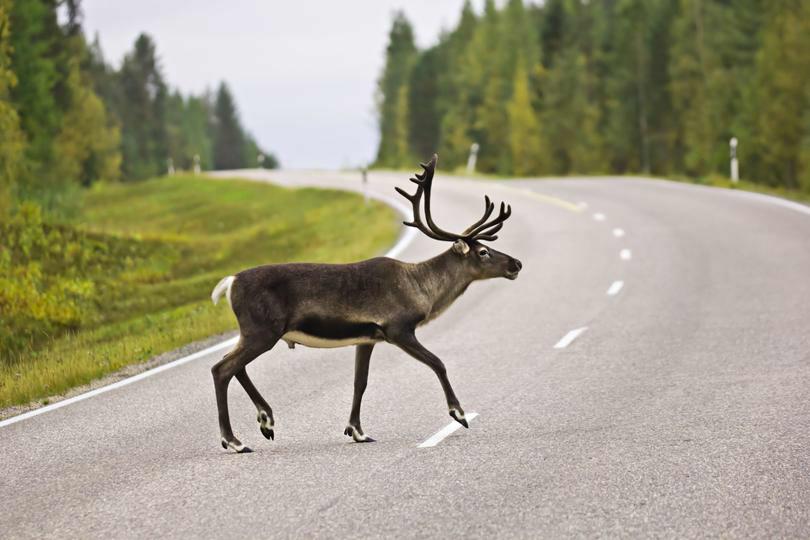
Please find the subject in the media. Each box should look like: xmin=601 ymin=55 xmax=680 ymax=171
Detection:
xmin=0 ymin=0 xmax=277 ymax=216
xmin=375 ymin=0 xmax=810 ymax=192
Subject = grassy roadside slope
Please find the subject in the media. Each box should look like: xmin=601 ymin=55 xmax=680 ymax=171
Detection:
xmin=0 ymin=175 xmax=398 ymax=409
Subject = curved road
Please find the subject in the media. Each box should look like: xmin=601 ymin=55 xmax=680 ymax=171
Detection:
xmin=2 ymin=170 xmax=809 ymax=538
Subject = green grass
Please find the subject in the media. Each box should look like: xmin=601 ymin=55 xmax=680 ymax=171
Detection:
xmin=0 ymin=175 xmax=398 ymax=409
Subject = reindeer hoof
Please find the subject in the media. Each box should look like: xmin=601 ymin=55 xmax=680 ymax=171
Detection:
xmin=221 ymin=438 xmax=252 ymax=453
xmin=344 ymin=425 xmax=375 ymax=443
xmin=449 ymin=408 xmax=469 ymax=429
xmin=257 ymin=411 xmax=275 ymax=440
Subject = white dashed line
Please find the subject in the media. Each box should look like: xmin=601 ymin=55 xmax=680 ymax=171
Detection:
xmin=607 ymin=280 xmax=624 ymax=296
xmin=593 ymin=212 xmax=606 ymax=221
xmin=418 ymin=412 xmax=479 ymax=448
xmin=620 ymin=249 xmax=632 ymax=260
xmin=612 ymin=228 xmax=625 ymax=238
xmin=578 ymin=201 xmax=589 ymax=209
xmin=553 ymin=327 xmax=588 ymax=349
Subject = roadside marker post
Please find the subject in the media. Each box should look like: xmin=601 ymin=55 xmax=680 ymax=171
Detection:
xmin=466 ymin=142 xmax=479 ymax=174
xmin=730 ymin=137 xmax=739 ymax=183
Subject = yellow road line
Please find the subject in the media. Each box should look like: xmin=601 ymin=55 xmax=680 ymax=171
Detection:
xmin=490 ymin=183 xmax=584 ymax=213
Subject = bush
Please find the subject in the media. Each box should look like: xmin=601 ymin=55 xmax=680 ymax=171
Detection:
xmin=0 ymin=203 xmax=162 ymax=362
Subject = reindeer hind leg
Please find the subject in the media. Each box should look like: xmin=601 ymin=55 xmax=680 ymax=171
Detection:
xmin=212 ymin=333 xmax=278 ymax=453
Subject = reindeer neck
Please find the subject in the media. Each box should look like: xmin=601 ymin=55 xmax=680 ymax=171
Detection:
xmin=410 ymin=249 xmax=473 ymax=320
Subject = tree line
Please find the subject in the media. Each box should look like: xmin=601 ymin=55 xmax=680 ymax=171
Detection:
xmin=0 ymin=0 xmax=277 ymax=216
xmin=374 ymin=0 xmax=810 ymax=191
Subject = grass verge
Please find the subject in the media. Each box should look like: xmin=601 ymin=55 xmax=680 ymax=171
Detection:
xmin=0 ymin=175 xmax=398 ymax=409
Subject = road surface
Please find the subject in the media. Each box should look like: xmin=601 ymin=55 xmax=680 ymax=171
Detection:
xmin=2 ymin=170 xmax=809 ymax=538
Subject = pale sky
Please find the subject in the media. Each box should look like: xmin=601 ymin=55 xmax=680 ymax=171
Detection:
xmin=82 ymin=0 xmax=494 ymax=169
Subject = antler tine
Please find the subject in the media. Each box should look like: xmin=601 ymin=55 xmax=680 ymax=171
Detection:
xmin=396 ymin=154 xmax=513 ymax=244
xmin=420 ymin=155 xmax=466 ymax=241
xmin=462 ymin=195 xmax=495 ymax=236
xmin=395 ymin=156 xmax=458 ymax=242
xmin=465 ymin=201 xmax=512 ymax=241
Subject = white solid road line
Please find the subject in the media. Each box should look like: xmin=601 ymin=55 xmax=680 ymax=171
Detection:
xmin=607 ymin=280 xmax=624 ymax=296
xmin=593 ymin=212 xmax=606 ymax=221
xmin=0 ymin=188 xmax=420 ymax=429
xmin=0 ymin=336 xmax=239 ymax=429
xmin=365 ymin=192 xmax=418 ymax=259
xmin=553 ymin=327 xmax=589 ymax=349
xmin=620 ymin=249 xmax=632 ymax=260
xmin=418 ymin=412 xmax=480 ymax=448
xmin=613 ymin=228 xmax=625 ymax=238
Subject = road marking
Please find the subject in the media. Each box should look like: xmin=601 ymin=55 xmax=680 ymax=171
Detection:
xmin=612 ymin=228 xmax=625 ymax=238
xmin=620 ymin=249 xmax=632 ymax=260
xmin=607 ymin=280 xmax=624 ymax=296
xmin=578 ymin=201 xmax=589 ymax=209
xmin=366 ymin=192 xmax=418 ymax=259
xmin=0 ymin=336 xmax=240 ymax=429
xmin=553 ymin=327 xmax=588 ymax=349
xmin=0 ymin=187 xmax=420 ymax=429
xmin=418 ymin=412 xmax=479 ymax=448
xmin=490 ymin=184 xmax=584 ymax=213
xmin=593 ymin=212 xmax=606 ymax=221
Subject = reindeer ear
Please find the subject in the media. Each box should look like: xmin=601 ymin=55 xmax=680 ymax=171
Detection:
xmin=452 ymin=239 xmax=470 ymax=255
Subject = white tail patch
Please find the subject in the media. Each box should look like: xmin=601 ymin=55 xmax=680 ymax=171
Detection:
xmin=211 ymin=276 xmax=236 ymax=306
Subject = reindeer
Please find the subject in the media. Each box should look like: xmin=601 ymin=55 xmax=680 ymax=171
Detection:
xmin=210 ymin=154 xmax=522 ymax=452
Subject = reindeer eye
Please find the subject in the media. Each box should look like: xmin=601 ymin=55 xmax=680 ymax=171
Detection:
xmin=478 ymin=248 xmax=489 ymax=258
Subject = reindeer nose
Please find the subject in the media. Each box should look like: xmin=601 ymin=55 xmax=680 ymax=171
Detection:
xmin=511 ymin=259 xmax=522 ymax=271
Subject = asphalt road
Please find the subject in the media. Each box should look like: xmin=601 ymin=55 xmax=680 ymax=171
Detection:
xmin=2 ymin=170 xmax=809 ymax=538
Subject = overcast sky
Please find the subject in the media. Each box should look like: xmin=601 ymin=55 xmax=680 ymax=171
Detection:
xmin=82 ymin=0 xmax=496 ymax=169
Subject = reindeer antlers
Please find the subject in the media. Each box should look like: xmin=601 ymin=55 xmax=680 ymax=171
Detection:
xmin=395 ymin=154 xmax=512 ymax=243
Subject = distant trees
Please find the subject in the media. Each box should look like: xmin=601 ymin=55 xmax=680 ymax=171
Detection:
xmin=374 ymin=12 xmax=417 ymax=168
xmin=0 ymin=0 xmax=278 ymax=216
xmin=92 ymin=33 xmax=278 ymax=180
xmin=0 ymin=0 xmax=24 ymax=214
xmin=375 ymin=0 xmax=810 ymax=191
xmin=212 ymin=82 xmax=247 ymax=170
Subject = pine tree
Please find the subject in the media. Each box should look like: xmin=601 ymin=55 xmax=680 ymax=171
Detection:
xmin=52 ymin=34 xmax=120 ymax=186
xmin=407 ymin=46 xmax=441 ymax=160
xmin=507 ymin=59 xmax=544 ymax=176
xmin=470 ymin=0 xmax=506 ymax=173
xmin=542 ymin=48 xmax=601 ymax=174
xmin=8 ymin=0 xmax=60 ymax=175
xmin=117 ymin=33 xmax=168 ymax=180
xmin=751 ymin=0 xmax=810 ymax=188
xmin=0 ymin=0 xmax=25 ymax=213
xmin=375 ymin=12 xmax=416 ymax=167
xmin=212 ymin=82 xmax=246 ymax=170
xmin=437 ymin=0 xmax=480 ymax=169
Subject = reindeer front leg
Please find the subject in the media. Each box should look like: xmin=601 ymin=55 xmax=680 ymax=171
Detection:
xmin=388 ymin=328 xmax=468 ymax=428
xmin=345 ymin=344 xmax=375 ymax=442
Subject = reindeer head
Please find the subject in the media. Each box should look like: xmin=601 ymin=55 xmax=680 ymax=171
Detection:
xmin=396 ymin=154 xmax=523 ymax=281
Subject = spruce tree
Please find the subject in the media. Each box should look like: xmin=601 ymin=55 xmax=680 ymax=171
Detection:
xmin=212 ymin=82 xmax=246 ymax=170
xmin=375 ymin=11 xmax=416 ymax=167
xmin=0 ymin=0 xmax=25 ymax=213
xmin=506 ymin=59 xmax=544 ymax=176
xmin=117 ymin=33 xmax=168 ymax=180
